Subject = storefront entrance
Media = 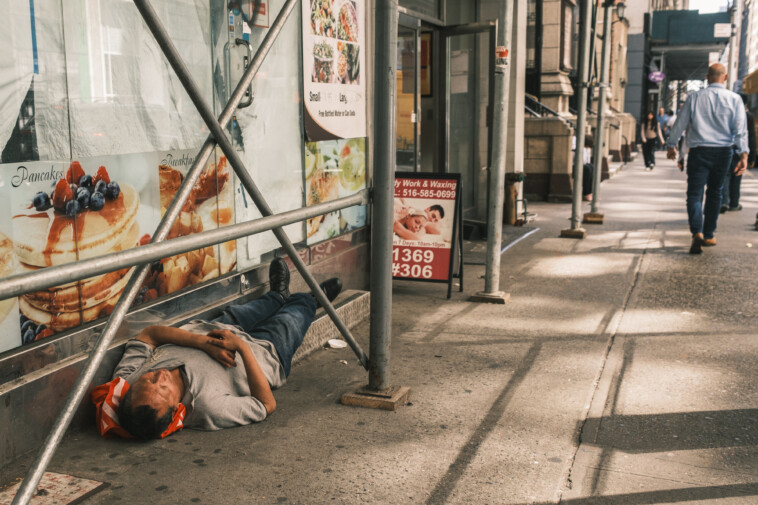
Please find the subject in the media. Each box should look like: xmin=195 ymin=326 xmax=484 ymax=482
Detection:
xmin=395 ymin=12 xmax=494 ymax=221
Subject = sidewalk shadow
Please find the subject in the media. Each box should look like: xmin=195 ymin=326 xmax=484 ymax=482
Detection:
xmin=581 ymin=408 xmax=758 ymax=452
xmin=425 ymin=344 xmax=541 ymax=505
xmin=512 ymin=483 xmax=758 ymax=505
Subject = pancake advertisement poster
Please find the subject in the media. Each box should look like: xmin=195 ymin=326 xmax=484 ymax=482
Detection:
xmin=302 ymin=0 xmax=366 ymax=141
xmin=0 ymin=180 xmax=22 ymax=353
xmin=1 ymin=151 xmax=237 ymax=351
xmin=5 ymin=157 xmax=160 ymax=344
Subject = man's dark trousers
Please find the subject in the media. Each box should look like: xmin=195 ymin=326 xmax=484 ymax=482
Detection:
xmin=686 ymin=146 xmax=732 ymax=239
xmin=721 ymin=153 xmax=742 ymax=209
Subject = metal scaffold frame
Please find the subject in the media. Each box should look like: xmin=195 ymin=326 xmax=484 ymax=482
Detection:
xmin=9 ymin=0 xmax=389 ymax=502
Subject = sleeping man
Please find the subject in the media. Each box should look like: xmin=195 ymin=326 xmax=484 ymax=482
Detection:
xmin=109 ymin=258 xmax=341 ymax=439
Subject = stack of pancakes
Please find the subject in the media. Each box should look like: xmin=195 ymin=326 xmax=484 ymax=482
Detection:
xmin=13 ymin=184 xmax=140 ymax=331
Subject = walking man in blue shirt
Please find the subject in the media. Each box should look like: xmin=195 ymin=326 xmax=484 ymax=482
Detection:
xmin=666 ymin=63 xmax=749 ymax=254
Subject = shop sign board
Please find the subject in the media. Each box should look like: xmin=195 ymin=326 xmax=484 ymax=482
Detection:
xmin=302 ymin=0 xmax=367 ymax=140
xmin=392 ymin=173 xmax=463 ymax=298
xmin=714 ymin=23 xmax=731 ymax=38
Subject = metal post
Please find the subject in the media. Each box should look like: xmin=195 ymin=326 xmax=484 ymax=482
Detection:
xmin=368 ymin=0 xmax=398 ymax=391
xmin=0 ymin=192 xmax=368 ymax=300
xmin=587 ymin=0 xmax=613 ymax=220
xmin=471 ymin=0 xmax=514 ymax=304
xmin=561 ymin=0 xmax=592 ymax=239
xmin=131 ymin=0 xmax=369 ymax=369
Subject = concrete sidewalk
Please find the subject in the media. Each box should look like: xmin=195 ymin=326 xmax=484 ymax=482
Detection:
xmin=4 ymin=155 xmax=757 ymax=504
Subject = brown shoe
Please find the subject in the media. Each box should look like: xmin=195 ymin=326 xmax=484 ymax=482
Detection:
xmin=689 ymin=233 xmax=704 ymax=254
xmin=702 ymin=237 xmax=717 ymax=247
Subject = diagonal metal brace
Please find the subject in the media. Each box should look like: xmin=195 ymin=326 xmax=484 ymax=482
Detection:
xmin=132 ymin=0 xmax=369 ymax=369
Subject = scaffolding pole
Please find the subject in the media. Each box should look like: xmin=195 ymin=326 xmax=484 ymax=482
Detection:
xmin=0 ymin=191 xmax=368 ymax=300
xmin=586 ymin=0 xmax=613 ymax=222
xmin=471 ymin=0 xmax=515 ymax=304
xmin=368 ymin=0 xmax=398 ymax=391
xmin=561 ymin=0 xmax=593 ymax=239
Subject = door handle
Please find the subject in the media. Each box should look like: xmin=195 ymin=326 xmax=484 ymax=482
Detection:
xmin=235 ymin=38 xmax=253 ymax=108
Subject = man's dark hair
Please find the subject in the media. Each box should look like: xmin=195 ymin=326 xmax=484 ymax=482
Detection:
xmin=428 ymin=204 xmax=445 ymax=219
xmin=117 ymin=387 xmax=175 ymax=440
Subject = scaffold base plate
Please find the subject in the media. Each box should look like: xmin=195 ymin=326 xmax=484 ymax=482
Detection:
xmin=341 ymin=386 xmax=411 ymax=411
xmin=582 ymin=212 xmax=605 ymax=224
xmin=469 ymin=291 xmax=510 ymax=304
xmin=560 ymin=227 xmax=587 ymax=239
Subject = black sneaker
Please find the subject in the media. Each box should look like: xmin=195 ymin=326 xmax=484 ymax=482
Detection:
xmin=729 ymin=204 xmax=742 ymax=211
xmin=316 ymin=278 xmax=342 ymax=306
xmin=720 ymin=205 xmax=729 ymax=214
xmin=269 ymin=258 xmax=291 ymax=299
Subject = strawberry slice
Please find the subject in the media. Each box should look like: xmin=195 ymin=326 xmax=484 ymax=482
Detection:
xmin=66 ymin=161 xmax=85 ymax=184
xmin=93 ymin=166 xmax=111 ymax=185
xmin=139 ymin=234 xmax=151 ymax=246
xmin=51 ymin=179 xmax=74 ymax=210
xmin=35 ymin=329 xmax=55 ymax=341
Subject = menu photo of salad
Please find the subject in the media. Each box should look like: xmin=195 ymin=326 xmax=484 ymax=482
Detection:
xmin=304 ymin=137 xmax=367 ymax=244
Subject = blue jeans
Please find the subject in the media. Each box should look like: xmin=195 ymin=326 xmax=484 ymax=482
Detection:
xmin=721 ymin=153 xmax=742 ymax=209
xmin=686 ymin=146 xmax=732 ymax=239
xmin=212 ymin=292 xmax=316 ymax=377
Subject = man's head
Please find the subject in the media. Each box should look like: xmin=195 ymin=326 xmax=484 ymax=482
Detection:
xmin=402 ymin=213 xmax=428 ymax=233
xmin=707 ymin=63 xmax=727 ymax=84
xmin=425 ymin=205 xmax=445 ymax=222
xmin=658 ymin=107 xmax=665 ymax=116
xmin=118 ymin=369 xmax=182 ymax=439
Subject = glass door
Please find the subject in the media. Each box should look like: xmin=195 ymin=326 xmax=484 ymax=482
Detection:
xmin=441 ymin=22 xmax=495 ymax=218
xmin=396 ymin=14 xmax=421 ymax=171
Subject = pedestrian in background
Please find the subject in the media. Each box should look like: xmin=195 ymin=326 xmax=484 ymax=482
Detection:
xmin=657 ymin=107 xmax=671 ymax=145
xmin=720 ymin=93 xmax=756 ymax=213
xmin=666 ymin=63 xmax=748 ymax=254
xmin=642 ymin=111 xmax=664 ymax=171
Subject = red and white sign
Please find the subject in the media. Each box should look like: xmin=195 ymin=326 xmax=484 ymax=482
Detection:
xmin=392 ymin=174 xmax=459 ymax=282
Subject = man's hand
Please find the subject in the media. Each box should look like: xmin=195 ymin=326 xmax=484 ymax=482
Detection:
xmin=667 ymin=147 xmax=678 ymax=160
xmin=735 ymin=153 xmax=748 ymax=176
xmin=203 ymin=329 xmax=239 ymax=368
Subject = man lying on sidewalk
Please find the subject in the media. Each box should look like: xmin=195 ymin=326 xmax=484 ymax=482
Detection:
xmin=95 ymin=258 xmax=341 ymax=439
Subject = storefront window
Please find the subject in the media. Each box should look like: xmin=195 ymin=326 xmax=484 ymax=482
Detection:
xmin=0 ymin=0 xmax=324 ymax=354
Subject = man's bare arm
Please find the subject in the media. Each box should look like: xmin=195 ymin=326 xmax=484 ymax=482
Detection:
xmin=206 ymin=329 xmax=276 ymax=414
xmin=137 ymin=326 xmax=237 ymax=368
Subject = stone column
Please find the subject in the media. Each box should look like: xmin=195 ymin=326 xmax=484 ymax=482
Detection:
xmin=540 ymin=0 xmax=575 ymax=113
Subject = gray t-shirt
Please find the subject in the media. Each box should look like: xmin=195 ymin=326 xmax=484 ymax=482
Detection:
xmin=113 ymin=320 xmax=286 ymax=430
